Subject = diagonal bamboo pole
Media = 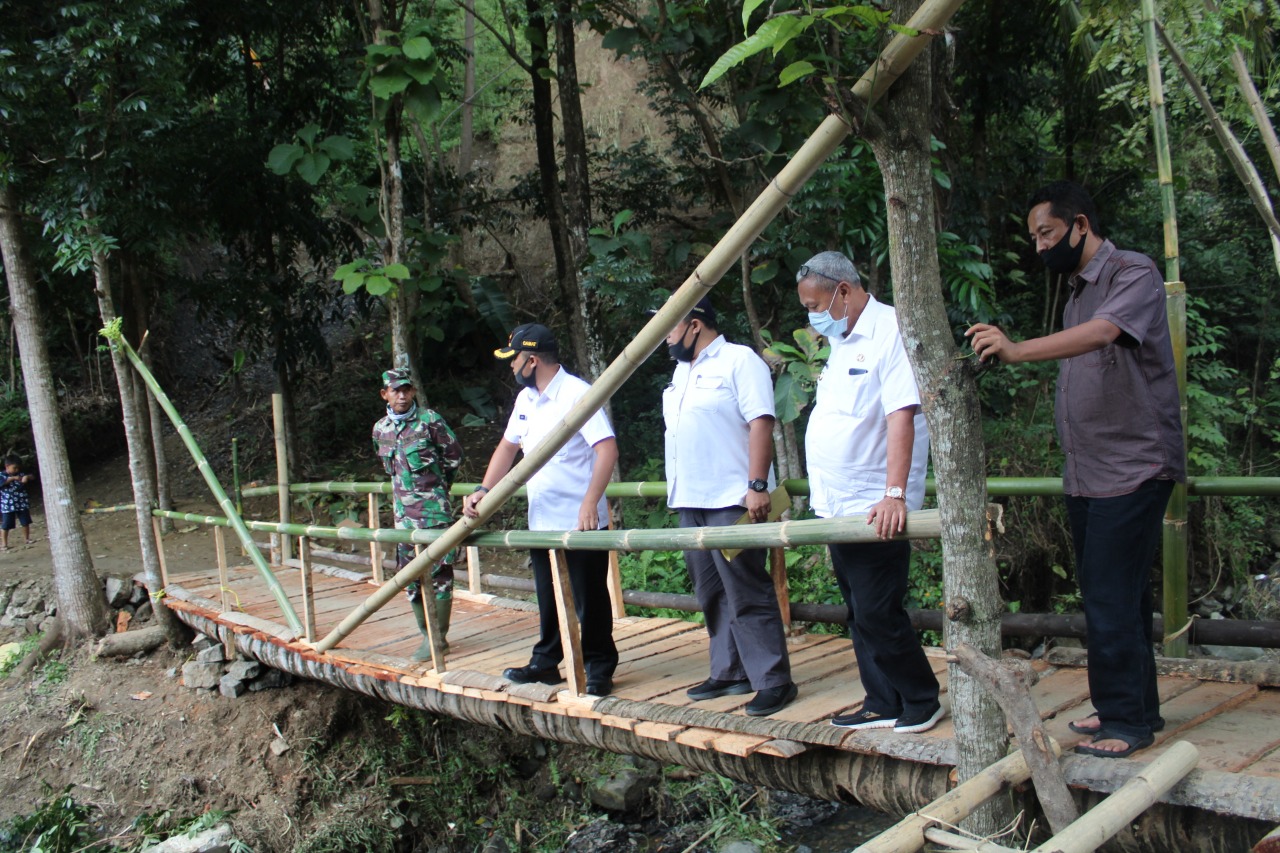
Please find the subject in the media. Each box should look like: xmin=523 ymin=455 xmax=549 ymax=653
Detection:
xmin=104 ymin=329 xmax=304 ymax=634
xmin=1141 ymin=0 xmax=1190 ymax=658
xmin=311 ymin=0 xmax=969 ymax=654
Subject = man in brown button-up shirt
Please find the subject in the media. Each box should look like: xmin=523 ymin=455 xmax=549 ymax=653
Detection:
xmin=966 ymin=180 xmax=1185 ymax=759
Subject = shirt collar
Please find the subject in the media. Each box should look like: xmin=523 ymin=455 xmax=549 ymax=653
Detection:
xmin=842 ymin=293 xmax=881 ymax=343
xmin=1070 ymin=239 xmax=1115 ymax=291
xmin=691 ymin=334 xmax=727 ymax=366
xmin=534 ymin=364 xmax=567 ymax=401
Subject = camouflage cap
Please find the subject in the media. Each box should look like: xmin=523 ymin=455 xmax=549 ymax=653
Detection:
xmin=382 ymin=368 xmax=412 ymax=389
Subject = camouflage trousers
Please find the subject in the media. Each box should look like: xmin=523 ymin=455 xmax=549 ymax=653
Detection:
xmin=396 ymin=517 xmax=456 ymax=604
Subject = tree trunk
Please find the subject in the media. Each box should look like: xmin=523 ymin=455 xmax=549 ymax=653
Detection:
xmin=554 ymin=1 xmax=608 ymax=381
xmin=88 ymin=223 xmax=190 ymax=647
xmin=0 ymin=186 xmax=109 ymax=640
xmin=857 ymin=6 xmax=1009 ymax=835
xmin=459 ymin=5 xmax=476 ymax=174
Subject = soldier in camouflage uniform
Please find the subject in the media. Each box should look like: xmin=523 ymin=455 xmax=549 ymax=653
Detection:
xmin=372 ymin=368 xmax=464 ymax=660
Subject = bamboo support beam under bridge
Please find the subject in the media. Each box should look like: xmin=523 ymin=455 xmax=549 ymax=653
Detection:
xmin=308 ymin=0 xmax=971 ymax=655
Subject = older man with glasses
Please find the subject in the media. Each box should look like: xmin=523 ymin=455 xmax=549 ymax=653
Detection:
xmin=796 ymin=250 xmax=944 ymax=735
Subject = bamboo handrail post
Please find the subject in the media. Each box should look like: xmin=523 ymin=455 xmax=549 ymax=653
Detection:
xmin=549 ymin=549 xmax=586 ymax=696
xmin=414 ymin=544 xmax=447 ymax=674
xmin=1032 ymin=741 xmax=1199 ymax=853
xmin=151 ymin=517 xmax=169 ymax=588
xmin=300 ymin=535 xmax=316 ymax=643
xmin=107 ymin=333 xmax=303 ymax=635
xmin=231 ymin=436 xmax=242 ymax=516
xmin=466 ymin=546 xmax=482 ymax=595
xmin=1142 ymin=0 xmax=1190 ymax=658
xmin=605 ymin=513 xmax=625 ymax=619
xmin=771 ymin=546 xmax=791 ymax=634
xmin=368 ymin=494 xmax=383 ymax=584
xmin=854 ymin=748 xmax=1041 ymax=853
xmin=214 ymin=525 xmax=229 ymax=613
xmin=272 ymin=394 xmax=292 ymax=562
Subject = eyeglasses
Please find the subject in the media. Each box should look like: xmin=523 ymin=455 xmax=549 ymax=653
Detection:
xmin=797 ymin=264 xmax=844 ymax=285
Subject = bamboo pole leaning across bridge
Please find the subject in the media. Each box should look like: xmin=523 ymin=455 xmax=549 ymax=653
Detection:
xmin=309 ymin=0 xmax=969 ymax=654
xmin=104 ymin=330 xmax=305 ymax=635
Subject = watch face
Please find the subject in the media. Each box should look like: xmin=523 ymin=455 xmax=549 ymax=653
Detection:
xmin=749 ymin=479 xmax=768 ymax=492
xmin=885 ymin=487 xmax=904 ymax=499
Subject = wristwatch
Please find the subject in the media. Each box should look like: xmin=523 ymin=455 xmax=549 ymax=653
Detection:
xmin=748 ymin=478 xmax=769 ymax=493
xmin=885 ymin=486 xmax=905 ymax=500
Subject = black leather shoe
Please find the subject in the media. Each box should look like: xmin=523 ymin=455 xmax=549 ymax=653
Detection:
xmin=745 ymin=682 xmax=798 ymax=717
xmin=686 ymin=678 xmax=752 ymax=701
xmin=503 ymin=664 xmax=563 ymax=685
xmin=585 ymin=678 xmax=612 ymax=696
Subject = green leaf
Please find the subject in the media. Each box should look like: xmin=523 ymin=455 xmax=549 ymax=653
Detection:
xmin=750 ymin=261 xmax=777 ymax=284
xmin=404 ymin=58 xmax=438 ymax=85
xmin=420 ymin=275 xmax=442 ymax=292
xmin=700 ymin=16 xmax=810 ymax=90
xmin=402 ymin=36 xmax=434 ymax=61
xmin=369 ymin=70 xmax=413 ymax=98
xmin=341 ymin=278 xmax=364 ymax=294
xmin=334 ymin=260 xmax=369 ymax=280
xmin=318 ymin=135 xmax=355 ymax=160
xmin=741 ymin=0 xmax=769 ymax=34
xmin=295 ymin=151 xmax=331 ymax=185
xmin=404 ymin=86 xmax=442 ymax=123
xmin=266 ymin=144 xmax=304 ymax=175
xmin=364 ymin=275 xmax=394 ymax=296
xmin=600 ymin=27 xmax=639 ymax=54
xmin=611 ymin=209 xmax=634 ymax=232
xmin=296 ymin=123 xmax=320 ymax=145
xmin=536 ymin=67 xmax=557 ymax=81
xmin=365 ymin=43 xmax=401 ymax=62
xmin=382 ymin=263 xmax=410 ymax=280
xmin=779 ymin=60 xmax=816 ymax=87
xmin=774 ymin=372 xmax=805 ymax=424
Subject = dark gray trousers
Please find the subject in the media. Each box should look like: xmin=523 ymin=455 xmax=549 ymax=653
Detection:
xmin=679 ymin=507 xmax=791 ymax=690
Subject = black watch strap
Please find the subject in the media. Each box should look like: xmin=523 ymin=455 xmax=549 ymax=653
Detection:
xmin=748 ymin=478 xmax=769 ymax=493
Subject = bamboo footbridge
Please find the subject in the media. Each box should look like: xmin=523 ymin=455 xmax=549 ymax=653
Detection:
xmin=149 ymin=511 xmax=1280 ymax=853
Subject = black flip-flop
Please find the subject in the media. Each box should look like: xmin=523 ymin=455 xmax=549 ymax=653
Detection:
xmin=1068 ymin=712 xmax=1165 ymax=735
xmin=1074 ymin=729 xmax=1155 ymax=759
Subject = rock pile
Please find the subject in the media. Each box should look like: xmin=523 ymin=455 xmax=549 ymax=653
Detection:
xmin=179 ymin=634 xmax=294 ymax=698
xmin=0 ymin=578 xmax=58 ymax=635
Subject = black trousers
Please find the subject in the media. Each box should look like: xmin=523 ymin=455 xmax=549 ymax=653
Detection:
xmin=680 ymin=507 xmax=791 ymax=690
xmin=527 ymin=547 xmax=618 ymax=681
xmin=829 ymin=539 xmax=939 ymax=718
xmin=1064 ymin=478 xmax=1173 ymax=741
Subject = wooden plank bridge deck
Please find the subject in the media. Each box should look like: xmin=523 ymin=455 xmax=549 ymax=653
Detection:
xmin=161 ymin=558 xmax=1280 ymax=839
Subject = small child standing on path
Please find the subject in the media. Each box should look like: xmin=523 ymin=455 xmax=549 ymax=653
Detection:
xmin=1 ymin=454 xmax=35 ymax=550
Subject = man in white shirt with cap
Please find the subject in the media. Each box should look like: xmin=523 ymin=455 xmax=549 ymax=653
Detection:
xmin=659 ymin=297 xmax=797 ymax=717
xmin=463 ymin=322 xmax=619 ymax=696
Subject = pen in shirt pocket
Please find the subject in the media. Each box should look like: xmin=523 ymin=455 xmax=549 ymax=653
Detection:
xmin=848 ymin=368 xmax=867 ymax=376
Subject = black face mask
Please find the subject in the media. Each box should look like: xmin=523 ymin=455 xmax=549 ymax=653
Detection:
xmin=515 ymin=358 xmax=538 ymax=389
xmin=1039 ymin=224 xmax=1087 ymax=275
xmin=667 ymin=326 xmax=700 ymax=363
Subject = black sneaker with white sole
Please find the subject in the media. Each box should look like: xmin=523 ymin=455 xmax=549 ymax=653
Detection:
xmin=830 ymin=708 xmax=898 ymax=729
xmin=893 ymin=702 xmax=945 ymax=734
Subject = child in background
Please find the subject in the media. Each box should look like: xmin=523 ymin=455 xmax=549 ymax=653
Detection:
xmin=1 ymin=454 xmax=35 ymax=550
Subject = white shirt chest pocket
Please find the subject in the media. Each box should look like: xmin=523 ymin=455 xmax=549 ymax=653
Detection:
xmin=821 ymin=362 xmax=876 ymax=418
xmin=687 ymin=375 xmax=732 ymax=411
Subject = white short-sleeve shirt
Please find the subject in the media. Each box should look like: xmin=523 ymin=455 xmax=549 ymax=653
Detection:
xmin=662 ymin=335 xmax=776 ymax=509
xmin=804 ymin=294 xmax=929 ymax=518
xmin=502 ymin=366 xmax=615 ymax=531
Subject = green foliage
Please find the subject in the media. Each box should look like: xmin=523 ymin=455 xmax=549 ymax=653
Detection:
xmin=761 ymin=327 xmax=827 ymax=424
xmin=663 ymin=775 xmax=782 ymax=850
xmin=0 ymin=786 xmax=96 ymax=853
xmin=266 ymin=123 xmax=357 ymax=186
xmin=360 ymin=21 xmax=447 ymax=124
xmin=0 ymin=635 xmax=39 ymax=679
xmin=334 ymin=259 xmax=412 ymax=298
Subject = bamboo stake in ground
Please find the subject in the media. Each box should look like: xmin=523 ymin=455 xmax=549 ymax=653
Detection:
xmin=950 ymin=642 xmax=1079 ymax=834
xmin=299 ymin=536 xmax=316 ymax=643
xmin=413 ymin=544 xmax=447 ymax=673
xmin=606 ymin=515 xmax=625 ymax=619
xmin=151 ymin=517 xmax=169 ymax=588
xmin=1031 ymin=741 xmax=1198 ymax=853
xmin=854 ymin=746 xmax=1049 ymax=853
xmin=770 ymin=547 xmax=791 ymax=633
xmin=549 ymin=549 xmax=586 ymax=696
xmin=213 ymin=526 xmax=229 ymax=613
xmin=368 ymin=494 xmax=383 ymax=584
xmin=466 ymin=546 xmax=482 ymax=595
xmin=272 ymin=394 xmax=292 ymax=562
xmin=104 ymin=330 xmax=304 ymax=635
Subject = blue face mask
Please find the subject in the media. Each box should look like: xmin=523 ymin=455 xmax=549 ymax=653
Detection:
xmin=808 ymin=287 xmax=847 ymax=338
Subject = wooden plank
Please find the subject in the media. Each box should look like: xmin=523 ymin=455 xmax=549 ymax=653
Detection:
xmin=1241 ymin=741 xmax=1280 ymax=780
xmin=1152 ymin=681 xmax=1260 ymax=746
xmin=712 ymin=732 xmax=773 ymax=758
xmin=674 ymin=728 xmax=718 ymax=751
xmin=606 ymin=515 xmax=626 ymax=619
xmin=1167 ymin=693 xmax=1280 ymax=773
xmin=633 ymin=721 xmax=685 ymax=742
xmin=770 ymin=547 xmax=791 ymax=633
xmin=752 ymin=739 xmax=811 ymax=759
